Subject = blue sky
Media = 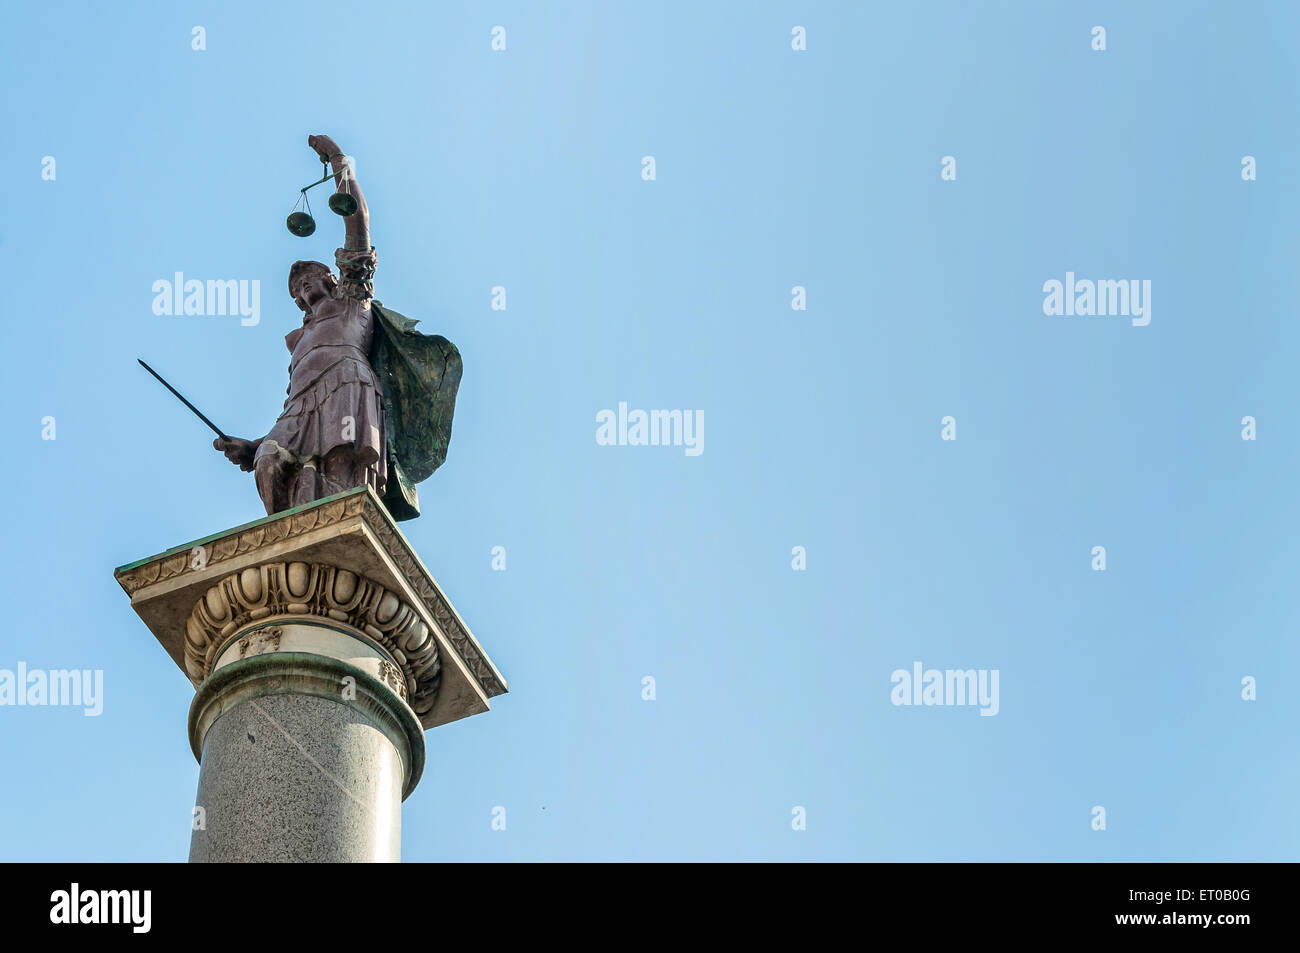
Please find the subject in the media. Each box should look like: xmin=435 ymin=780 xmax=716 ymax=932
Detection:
xmin=2 ymin=0 xmax=1299 ymax=860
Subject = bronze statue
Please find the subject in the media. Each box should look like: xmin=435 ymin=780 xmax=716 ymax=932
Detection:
xmin=213 ymin=134 xmax=460 ymax=521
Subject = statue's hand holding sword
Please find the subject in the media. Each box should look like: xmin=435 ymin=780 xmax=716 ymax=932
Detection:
xmin=212 ymin=436 xmax=260 ymax=472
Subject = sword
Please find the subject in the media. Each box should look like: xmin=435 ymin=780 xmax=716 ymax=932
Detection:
xmin=137 ymin=359 xmax=230 ymax=442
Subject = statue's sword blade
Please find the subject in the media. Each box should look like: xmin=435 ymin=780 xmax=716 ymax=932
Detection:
xmin=137 ymin=359 xmax=229 ymax=441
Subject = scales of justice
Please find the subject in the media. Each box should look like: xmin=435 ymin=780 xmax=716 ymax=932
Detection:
xmin=114 ymin=134 xmax=506 ymax=863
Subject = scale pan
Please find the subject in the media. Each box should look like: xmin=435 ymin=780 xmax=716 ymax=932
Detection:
xmin=286 ymin=211 xmax=316 ymax=237
xmin=328 ymin=193 xmax=358 ymax=216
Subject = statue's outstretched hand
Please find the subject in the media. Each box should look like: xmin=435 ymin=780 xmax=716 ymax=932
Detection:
xmin=214 ymin=436 xmax=258 ymax=472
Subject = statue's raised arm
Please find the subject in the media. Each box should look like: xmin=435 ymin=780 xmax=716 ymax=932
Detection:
xmin=307 ymin=133 xmax=370 ymax=251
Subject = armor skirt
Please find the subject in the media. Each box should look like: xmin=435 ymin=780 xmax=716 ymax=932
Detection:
xmin=255 ymin=358 xmax=387 ymax=502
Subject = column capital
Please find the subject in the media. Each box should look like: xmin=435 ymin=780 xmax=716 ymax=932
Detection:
xmin=186 ymin=561 xmax=441 ymax=717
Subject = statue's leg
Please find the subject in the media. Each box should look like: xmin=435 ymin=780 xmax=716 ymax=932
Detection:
xmin=253 ymin=441 xmax=295 ymax=516
xmin=291 ymin=459 xmax=322 ymax=508
xmin=320 ymin=446 xmax=374 ymax=498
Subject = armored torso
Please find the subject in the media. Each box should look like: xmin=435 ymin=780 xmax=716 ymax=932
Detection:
xmin=285 ymin=298 xmax=374 ymax=398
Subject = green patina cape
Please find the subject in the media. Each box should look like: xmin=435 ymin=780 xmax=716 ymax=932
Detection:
xmin=369 ymin=300 xmax=462 ymax=521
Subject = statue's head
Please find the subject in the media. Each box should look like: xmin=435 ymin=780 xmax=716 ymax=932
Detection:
xmin=288 ymin=260 xmax=338 ymax=315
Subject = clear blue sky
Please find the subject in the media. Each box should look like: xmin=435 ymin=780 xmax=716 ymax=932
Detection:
xmin=2 ymin=1 xmax=1298 ymax=861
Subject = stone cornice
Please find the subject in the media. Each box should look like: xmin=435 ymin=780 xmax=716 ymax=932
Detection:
xmin=114 ymin=486 xmax=506 ymax=730
xmin=116 ymin=491 xmax=367 ymax=596
xmin=357 ymin=502 xmax=504 ymax=698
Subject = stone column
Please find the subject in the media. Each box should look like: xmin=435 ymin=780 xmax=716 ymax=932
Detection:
xmin=185 ymin=588 xmax=430 ymax=862
xmin=113 ymin=487 xmax=507 ymax=863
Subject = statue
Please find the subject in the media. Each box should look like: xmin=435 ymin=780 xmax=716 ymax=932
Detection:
xmin=212 ymin=134 xmax=460 ymax=521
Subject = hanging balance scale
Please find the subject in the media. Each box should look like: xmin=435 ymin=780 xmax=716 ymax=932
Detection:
xmin=286 ymin=156 xmax=358 ymax=236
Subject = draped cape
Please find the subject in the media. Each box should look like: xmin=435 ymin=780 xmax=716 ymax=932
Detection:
xmin=369 ymin=300 xmax=462 ymax=521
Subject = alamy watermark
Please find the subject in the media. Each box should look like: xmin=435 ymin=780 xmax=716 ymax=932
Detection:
xmin=596 ymin=402 xmax=703 ymax=456
xmin=50 ymin=884 xmax=150 ymax=933
xmin=890 ymin=661 xmax=999 ymax=716
xmin=1042 ymin=272 xmax=1151 ymax=327
xmin=0 ymin=663 xmax=103 ymax=716
xmin=152 ymin=273 xmax=260 ymax=326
